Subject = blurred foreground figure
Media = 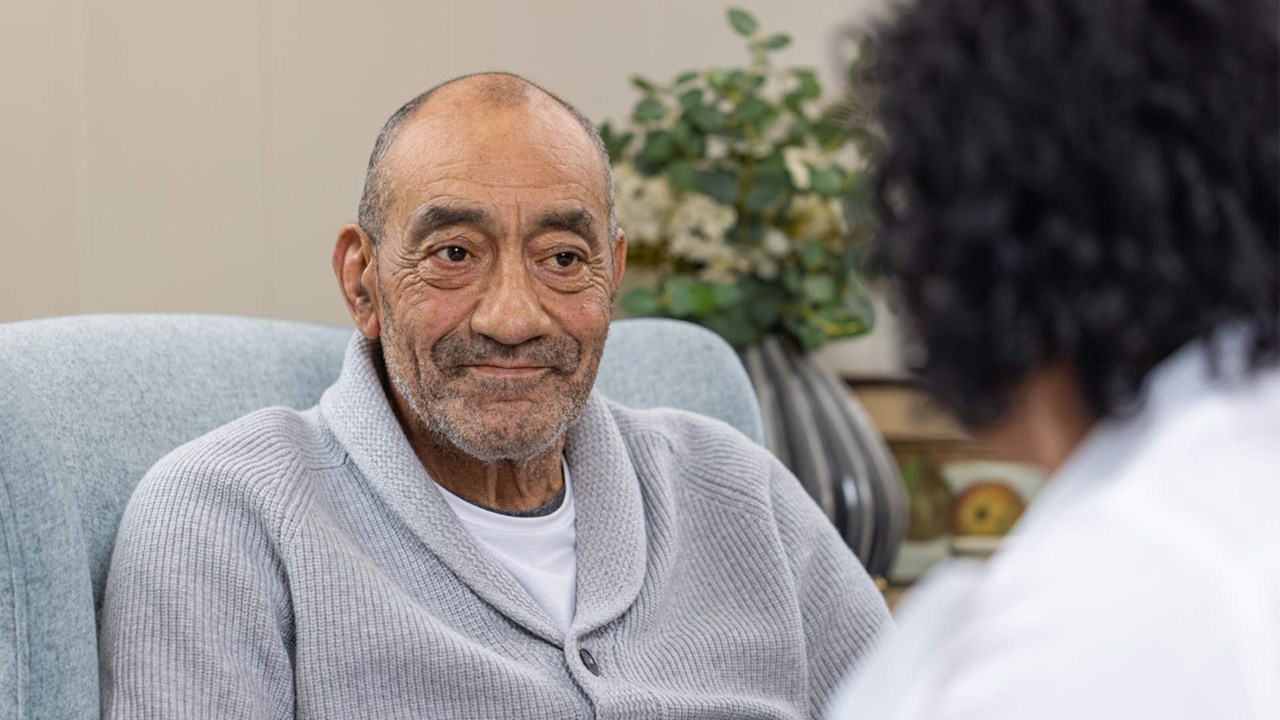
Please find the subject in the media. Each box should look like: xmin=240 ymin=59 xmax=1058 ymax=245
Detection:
xmin=830 ymin=0 xmax=1279 ymax=718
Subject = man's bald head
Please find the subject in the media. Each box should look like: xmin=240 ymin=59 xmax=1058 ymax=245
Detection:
xmin=357 ymin=72 xmax=615 ymax=245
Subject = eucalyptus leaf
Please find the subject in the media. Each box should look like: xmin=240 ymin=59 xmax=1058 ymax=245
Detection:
xmin=728 ymin=8 xmax=759 ymax=36
xmin=748 ymin=294 xmax=782 ymax=327
xmin=696 ymin=169 xmax=738 ymax=205
xmin=666 ymin=161 xmax=699 ymax=192
xmin=666 ymin=275 xmax=718 ymax=318
xmin=764 ymin=33 xmax=791 ymax=50
xmin=735 ymin=96 xmax=770 ymax=123
xmin=798 ymin=240 xmax=826 ymax=270
xmin=711 ymin=283 xmax=744 ymax=308
xmin=689 ymin=105 xmax=726 ymax=132
xmin=793 ymin=69 xmax=821 ymax=99
xmin=702 ymin=308 xmax=759 ymax=348
xmin=633 ymin=97 xmax=666 ymax=123
xmin=620 ymin=286 xmax=661 ymax=316
xmin=744 ymin=175 xmax=787 ymax=212
xmin=782 ymin=315 xmax=827 ymax=351
xmin=599 ymin=122 xmax=633 ymax=163
xmin=809 ymin=166 xmax=843 ymax=196
xmin=631 ymin=76 xmax=657 ymax=93
xmin=640 ymin=131 xmax=677 ymax=166
xmin=814 ymin=307 xmax=871 ymax=340
xmin=840 ymin=269 xmax=875 ymax=327
xmin=678 ymin=88 xmax=704 ymax=110
xmin=802 ymin=275 xmax=837 ymax=304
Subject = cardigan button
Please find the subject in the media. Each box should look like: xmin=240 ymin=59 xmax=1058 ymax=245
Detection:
xmin=579 ymin=648 xmax=600 ymax=675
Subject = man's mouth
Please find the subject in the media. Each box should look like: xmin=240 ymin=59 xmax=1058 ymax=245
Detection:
xmin=463 ymin=364 xmax=552 ymax=379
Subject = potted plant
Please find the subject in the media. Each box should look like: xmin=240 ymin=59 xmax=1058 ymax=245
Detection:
xmin=602 ymin=7 xmax=904 ymax=577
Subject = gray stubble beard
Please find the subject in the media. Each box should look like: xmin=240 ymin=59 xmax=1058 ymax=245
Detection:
xmin=380 ymin=317 xmax=602 ymax=463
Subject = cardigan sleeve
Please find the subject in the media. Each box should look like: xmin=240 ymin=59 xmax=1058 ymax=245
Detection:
xmin=767 ymin=458 xmax=894 ymax=719
xmin=98 ymin=450 xmax=297 ymax=720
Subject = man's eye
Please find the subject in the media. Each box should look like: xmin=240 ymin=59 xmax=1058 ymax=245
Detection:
xmin=435 ymin=246 xmax=469 ymax=263
xmin=553 ymin=252 xmax=579 ymax=268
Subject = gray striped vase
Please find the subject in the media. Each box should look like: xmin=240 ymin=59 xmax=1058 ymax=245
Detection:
xmin=739 ymin=335 xmax=907 ymax=578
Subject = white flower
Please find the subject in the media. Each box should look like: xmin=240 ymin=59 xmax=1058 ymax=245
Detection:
xmin=697 ymin=259 xmax=740 ymax=284
xmin=831 ymin=142 xmax=865 ymax=175
xmin=783 ymin=146 xmax=814 ymax=190
xmin=666 ymin=194 xmax=738 ymax=264
xmin=744 ymin=248 xmax=780 ymax=280
xmin=789 ymin=194 xmax=847 ymax=240
xmin=705 ymin=136 xmax=730 ymax=160
xmin=613 ymin=164 xmax=675 ymax=246
xmin=762 ymin=228 xmax=793 ymax=258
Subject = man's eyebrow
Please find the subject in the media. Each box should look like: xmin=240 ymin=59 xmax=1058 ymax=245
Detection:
xmin=406 ymin=203 xmax=490 ymax=244
xmin=534 ymin=208 xmax=601 ymax=250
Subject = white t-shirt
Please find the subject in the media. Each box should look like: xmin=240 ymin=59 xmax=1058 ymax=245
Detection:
xmin=829 ymin=333 xmax=1280 ymax=720
xmin=436 ymin=462 xmax=577 ymax=636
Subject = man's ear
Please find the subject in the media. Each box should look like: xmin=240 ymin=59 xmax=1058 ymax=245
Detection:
xmin=333 ymin=223 xmax=381 ymax=340
xmin=611 ymin=226 xmax=628 ymax=295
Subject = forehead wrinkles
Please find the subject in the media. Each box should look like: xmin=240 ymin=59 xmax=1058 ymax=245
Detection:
xmin=380 ymin=113 xmax=606 ymax=236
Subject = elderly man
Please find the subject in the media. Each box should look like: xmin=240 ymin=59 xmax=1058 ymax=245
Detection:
xmin=99 ymin=73 xmax=890 ymax=719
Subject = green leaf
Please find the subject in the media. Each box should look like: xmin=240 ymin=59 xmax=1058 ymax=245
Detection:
xmin=793 ymin=69 xmax=821 ymax=99
xmin=674 ymin=70 xmax=700 ymax=85
xmin=696 ymin=169 xmax=738 ymax=205
xmin=701 ymin=307 xmax=760 ymax=347
xmin=744 ymin=175 xmax=787 ymax=212
xmin=711 ymin=283 xmax=743 ymax=308
xmin=839 ymin=268 xmax=876 ymax=331
xmin=639 ymin=131 xmax=677 ymax=166
xmin=727 ymin=8 xmax=759 ymax=36
xmin=809 ymin=167 xmax=843 ymax=196
xmin=599 ymin=122 xmax=634 ymax=163
xmin=677 ymin=88 xmax=704 ymax=110
xmin=812 ymin=118 xmax=846 ymax=151
xmin=781 ymin=315 xmax=828 ymax=351
xmin=796 ymin=239 xmax=826 ymax=269
xmin=689 ymin=105 xmax=726 ymax=132
xmin=814 ymin=306 xmax=871 ymax=340
xmin=671 ymin=120 xmax=705 ymax=158
xmin=665 ymin=161 xmax=699 ymax=192
xmin=666 ymin=275 xmax=718 ymax=318
xmin=707 ymin=69 xmax=732 ymax=92
xmin=781 ymin=264 xmax=804 ymax=293
xmin=763 ymin=33 xmax=791 ymax=50
xmin=802 ymin=275 xmax=838 ymax=304
xmin=631 ymin=75 xmax=657 ymax=93
xmin=747 ymin=293 xmax=782 ymax=328
xmin=735 ymin=96 xmax=770 ymax=123
xmin=620 ymin=286 xmax=661 ymax=316
xmin=632 ymin=97 xmax=666 ymax=123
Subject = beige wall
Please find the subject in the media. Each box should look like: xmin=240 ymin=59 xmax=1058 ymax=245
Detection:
xmin=1 ymin=0 xmax=885 ymax=326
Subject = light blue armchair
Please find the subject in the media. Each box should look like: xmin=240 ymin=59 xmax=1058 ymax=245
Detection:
xmin=0 ymin=314 xmax=763 ymax=719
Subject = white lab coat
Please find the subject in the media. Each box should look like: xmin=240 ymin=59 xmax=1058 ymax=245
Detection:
xmin=829 ymin=331 xmax=1280 ymax=719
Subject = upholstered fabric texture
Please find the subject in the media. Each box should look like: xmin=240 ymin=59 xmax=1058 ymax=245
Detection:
xmin=0 ymin=313 xmax=762 ymax=720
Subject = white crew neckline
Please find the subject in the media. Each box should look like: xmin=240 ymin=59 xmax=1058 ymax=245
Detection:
xmin=435 ymin=459 xmax=574 ymax=533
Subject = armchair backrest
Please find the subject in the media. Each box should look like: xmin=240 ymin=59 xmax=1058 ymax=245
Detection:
xmin=0 ymin=313 xmax=761 ymax=719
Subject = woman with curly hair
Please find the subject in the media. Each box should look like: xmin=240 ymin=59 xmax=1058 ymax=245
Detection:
xmin=830 ymin=0 xmax=1279 ymax=717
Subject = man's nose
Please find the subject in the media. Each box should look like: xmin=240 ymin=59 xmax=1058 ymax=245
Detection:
xmin=470 ymin=252 xmax=554 ymax=347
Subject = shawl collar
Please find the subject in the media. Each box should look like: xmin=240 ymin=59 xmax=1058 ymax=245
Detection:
xmin=319 ymin=334 xmax=648 ymax=644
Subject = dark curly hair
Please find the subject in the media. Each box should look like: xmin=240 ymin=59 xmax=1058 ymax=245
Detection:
xmin=872 ymin=0 xmax=1280 ymax=429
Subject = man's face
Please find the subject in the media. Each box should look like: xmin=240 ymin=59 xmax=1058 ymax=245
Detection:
xmin=370 ymin=93 xmax=623 ymax=462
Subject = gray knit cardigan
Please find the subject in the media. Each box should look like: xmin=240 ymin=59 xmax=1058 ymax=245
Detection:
xmin=99 ymin=335 xmax=891 ymax=719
